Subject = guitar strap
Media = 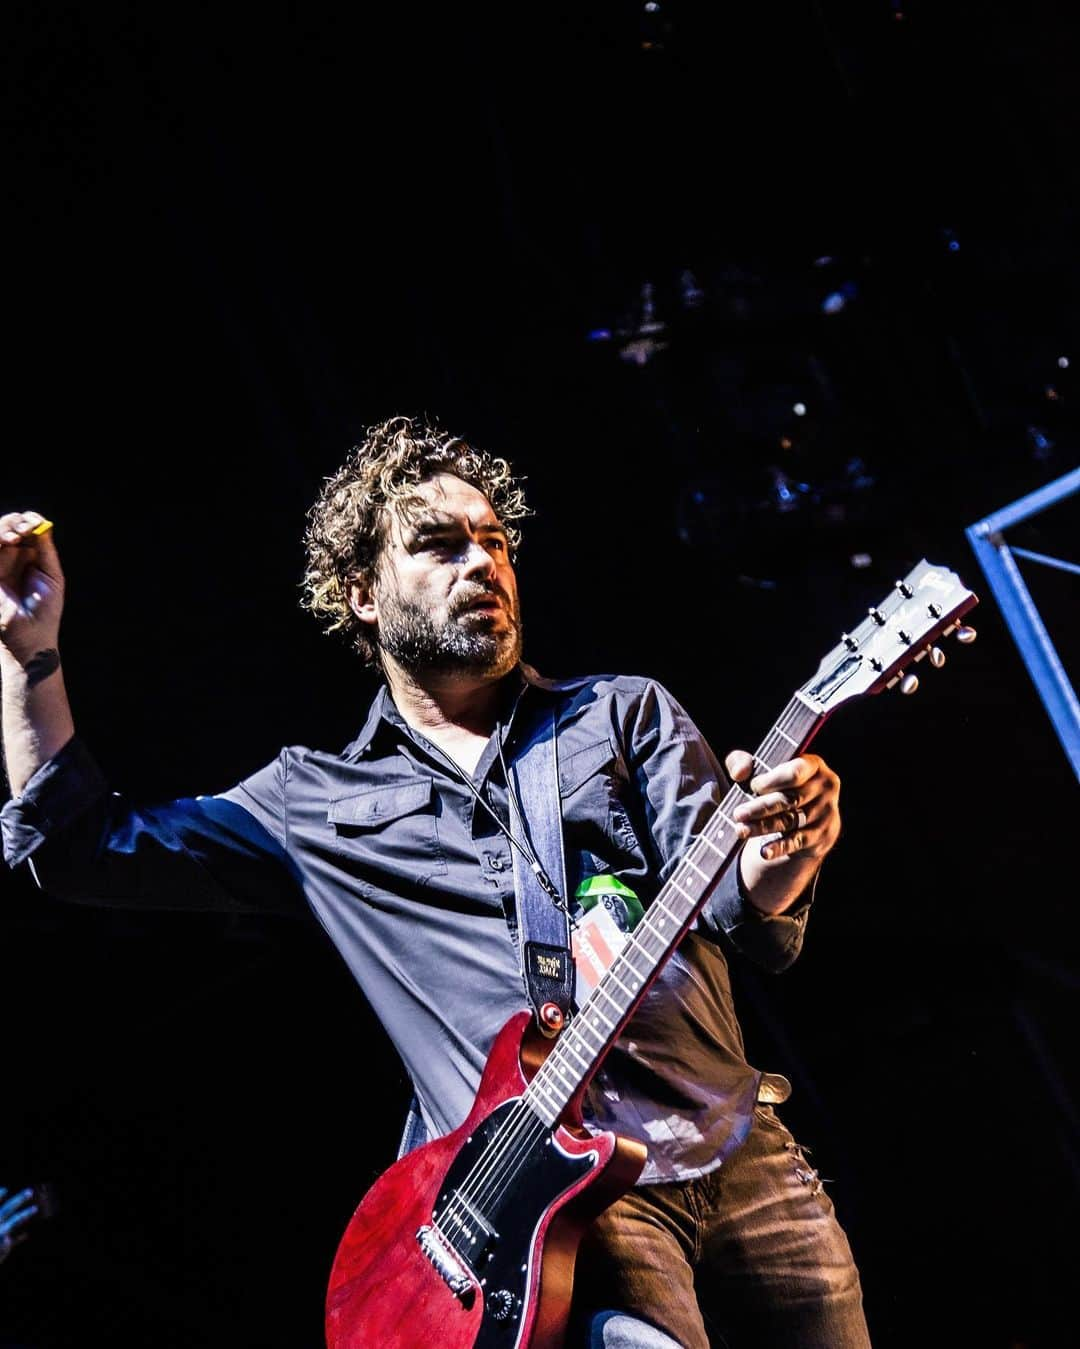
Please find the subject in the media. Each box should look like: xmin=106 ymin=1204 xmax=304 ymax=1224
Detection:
xmin=397 ymin=698 xmax=573 ymax=1159
xmin=506 ymin=702 xmax=574 ymax=1028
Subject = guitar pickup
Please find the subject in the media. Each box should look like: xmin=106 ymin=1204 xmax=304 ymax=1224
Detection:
xmin=435 ymin=1189 xmax=499 ymax=1270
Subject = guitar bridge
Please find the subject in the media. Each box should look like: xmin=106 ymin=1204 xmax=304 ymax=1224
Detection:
xmin=415 ymin=1224 xmax=476 ymax=1309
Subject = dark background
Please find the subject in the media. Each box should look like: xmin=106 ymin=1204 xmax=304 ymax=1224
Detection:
xmin=2 ymin=2 xmax=1078 ymax=1345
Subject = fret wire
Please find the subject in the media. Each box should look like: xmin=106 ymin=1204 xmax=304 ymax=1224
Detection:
xmin=667 ymin=875 xmax=696 ymax=903
xmin=533 ymin=1060 xmax=568 ymax=1090
xmin=577 ymin=1003 xmax=620 ymax=1030
xmin=609 ymin=957 xmax=644 ymax=993
xmin=605 ymin=967 xmax=635 ymax=999
xmin=687 ymin=830 xmax=728 ymax=874
xmin=528 ymin=1068 xmax=563 ymax=1100
xmin=634 ymin=927 xmax=670 ymax=960
xmin=587 ymin=988 xmax=620 ymax=1024
xmin=666 ymin=874 xmax=701 ymax=906
xmin=544 ymin=1036 xmax=593 ymax=1089
xmin=598 ymin=971 xmax=631 ymax=1003
xmin=558 ymin=1038 xmax=592 ymax=1072
xmin=578 ymin=1009 xmax=613 ymax=1045
xmin=689 ymin=839 xmax=730 ymax=875
xmin=650 ymin=895 xmax=683 ymax=926
xmin=528 ymin=1079 xmax=561 ymax=1111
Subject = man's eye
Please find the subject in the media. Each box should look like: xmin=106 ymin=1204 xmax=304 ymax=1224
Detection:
xmin=487 ymin=538 xmax=506 ymax=552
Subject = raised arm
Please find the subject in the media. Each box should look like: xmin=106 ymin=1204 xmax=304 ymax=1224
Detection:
xmin=0 ymin=512 xmax=74 ymax=798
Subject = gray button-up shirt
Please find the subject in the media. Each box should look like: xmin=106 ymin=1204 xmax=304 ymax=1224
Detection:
xmin=1 ymin=666 xmax=812 ymax=1182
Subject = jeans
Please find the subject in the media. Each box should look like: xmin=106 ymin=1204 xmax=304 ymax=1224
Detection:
xmin=570 ymin=1104 xmax=871 ymax=1348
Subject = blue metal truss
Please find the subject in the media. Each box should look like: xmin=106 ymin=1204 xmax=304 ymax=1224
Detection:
xmin=966 ymin=466 xmax=1080 ymax=781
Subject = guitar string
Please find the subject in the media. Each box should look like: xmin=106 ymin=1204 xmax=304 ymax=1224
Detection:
xmin=438 ymin=704 xmax=819 ymax=1235
xmin=431 ymin=600 xmax=958 ymax=1239
xmin=436 ymin=701 xmax=818 ymax=1227
xmin=441 ymin=600 xmax=969 ymax=1226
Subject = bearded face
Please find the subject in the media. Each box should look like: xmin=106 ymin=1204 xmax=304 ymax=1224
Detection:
xmin=373 ymin=569 xmax=523 ymax=679
xmin=359 ymin=474 xmax=524 ymax=682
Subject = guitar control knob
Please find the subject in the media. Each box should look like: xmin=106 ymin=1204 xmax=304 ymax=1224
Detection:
xmin=900 ymin=673 xmax=919 ymax=695
xmin=929 ymin=646 xmax=946 ymax=668
xmin=488 ymin=1289 xmax=515 ymax=1322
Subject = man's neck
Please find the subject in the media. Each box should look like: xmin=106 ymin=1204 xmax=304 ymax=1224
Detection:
xmin=381 ymin=657 xmax=514 ymax=741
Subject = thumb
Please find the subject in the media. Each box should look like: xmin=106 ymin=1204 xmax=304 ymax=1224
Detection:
xmin=24 ymin=518 xmax=64 ymax=587
xmin=724 ymin=749 xmax=755 ymax=785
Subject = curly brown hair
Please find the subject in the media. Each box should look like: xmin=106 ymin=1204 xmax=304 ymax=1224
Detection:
xmin=300 ymin=414 xmax=530 ymax=664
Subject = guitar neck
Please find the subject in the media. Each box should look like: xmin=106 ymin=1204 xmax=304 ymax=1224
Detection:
xmin=523 ymin=693 xmax=825 ymax=1127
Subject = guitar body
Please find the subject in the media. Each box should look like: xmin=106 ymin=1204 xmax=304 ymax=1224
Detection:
xmin=325 ymin=1011 xmax=647 ymax=1349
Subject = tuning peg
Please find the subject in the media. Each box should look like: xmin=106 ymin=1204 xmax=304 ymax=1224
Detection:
xmin=929 ymin=646 xmax=946 ymax=668
xmin=900 ymin=673 xmax=919 ymax=695
xmin=956 ymin=626 xmax=977 ymax=644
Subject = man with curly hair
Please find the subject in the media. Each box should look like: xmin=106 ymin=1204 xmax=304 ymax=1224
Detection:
xmin=0 ymin=415 xmax=868 ymax=1348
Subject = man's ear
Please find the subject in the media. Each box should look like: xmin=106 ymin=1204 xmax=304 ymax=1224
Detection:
xmin=347 ymin=576 xmax=378 ymax=627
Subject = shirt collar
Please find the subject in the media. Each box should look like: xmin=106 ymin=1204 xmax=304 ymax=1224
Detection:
xmin=340 ymin=664 xmax=566 ymax=762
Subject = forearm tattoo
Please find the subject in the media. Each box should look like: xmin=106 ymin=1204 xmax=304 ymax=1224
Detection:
xmin=25 ymin=648 xmax=60 ymax=689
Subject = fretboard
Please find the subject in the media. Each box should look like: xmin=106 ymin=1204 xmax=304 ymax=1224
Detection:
xmin=522 ymin=693 xmax=823 ymax=1127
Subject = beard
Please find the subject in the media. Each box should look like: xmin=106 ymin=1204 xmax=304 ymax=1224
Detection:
xmin=375 ymin=582 xmax=523 ymax=680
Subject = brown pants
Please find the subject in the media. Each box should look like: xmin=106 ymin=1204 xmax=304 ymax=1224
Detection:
xmin=568 ymin=1105 xmax=871 ymax=1348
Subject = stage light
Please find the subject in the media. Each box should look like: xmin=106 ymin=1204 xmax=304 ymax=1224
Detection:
xmin=822 ymin=281 xmax=857 ymax=315
xmin=1027 ymin=426 xmax=1054 ymax=460
xmin=793 ymin=402 xmax=807 ymax=416
xmin=680 ymin=268 xmax=705 ymax=310
xmin=587 ymin=280 xmax=669 ymax=366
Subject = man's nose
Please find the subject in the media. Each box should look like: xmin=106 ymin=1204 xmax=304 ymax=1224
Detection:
xmin=461 ymin=541 xmax=497 ymax=580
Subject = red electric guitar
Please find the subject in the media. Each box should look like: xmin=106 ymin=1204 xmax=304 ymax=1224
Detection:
xmin=325 ymin=560 xmax=978 ymax=1349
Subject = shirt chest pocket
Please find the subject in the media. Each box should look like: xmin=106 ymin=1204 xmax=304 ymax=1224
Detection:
xmin=326 ymin=778 xmax=447 ymax=876
xmin=559 ymin=737 xmax=640 ymax=854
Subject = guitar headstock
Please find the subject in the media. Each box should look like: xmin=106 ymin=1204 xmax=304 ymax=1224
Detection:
xmin=799 ymin=560 xmax=979 ymax=711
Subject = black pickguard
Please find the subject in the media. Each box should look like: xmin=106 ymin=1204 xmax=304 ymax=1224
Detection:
xmin=430 ymin=1098 xmax=597 ymax=1348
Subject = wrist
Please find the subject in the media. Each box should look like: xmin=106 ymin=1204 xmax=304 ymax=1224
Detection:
xmin=0 ymin=642 xmax=62 ymax=682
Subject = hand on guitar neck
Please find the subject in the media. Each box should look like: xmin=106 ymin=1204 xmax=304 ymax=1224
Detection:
xmin=726 ymin=748 xmax=842 ymax=917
